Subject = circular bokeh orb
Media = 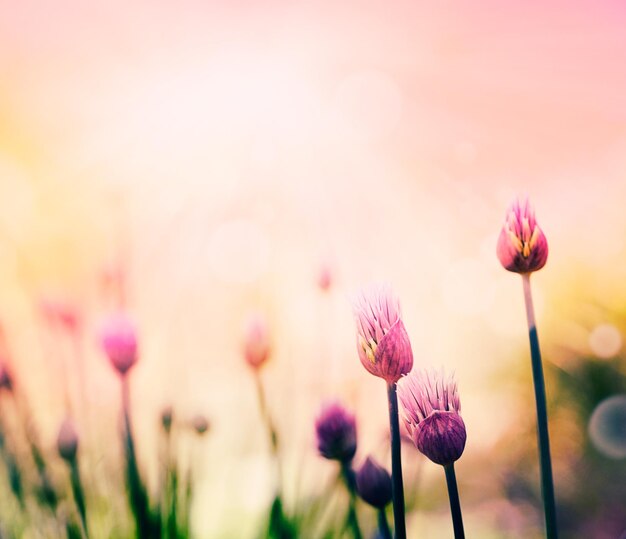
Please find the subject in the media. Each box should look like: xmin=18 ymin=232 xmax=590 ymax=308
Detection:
xmin=588 ymin=395 xmax=626 ymax=459
xmin=589 ymin=324 xmax=622 ymax=358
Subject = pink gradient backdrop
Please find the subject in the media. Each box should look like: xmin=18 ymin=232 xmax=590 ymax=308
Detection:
xmin=1 ymin=1 xmax=625 ymax=536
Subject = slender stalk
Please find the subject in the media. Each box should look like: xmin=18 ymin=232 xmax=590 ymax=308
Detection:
xmin=340 ymin=463 xmax=362 ymax=539
xmin=254 ymin=373 xmax=278 ymax=453
xmin=377 ymin=508 xmax=392 ymax=539
xmin=121 ymin=377 xmax=157 ymax=538
xmin=443 ymin=464 xmax=465 ymax=539
xmin=521 ymin=274 xmax=558 ymax=539
xmin=254 ymin=372 xmax=293 ymax=537
xmin=387 ymin=382 xmax=406 ymax=539
xmin=69 ymin=458 xmax=88 ymax=537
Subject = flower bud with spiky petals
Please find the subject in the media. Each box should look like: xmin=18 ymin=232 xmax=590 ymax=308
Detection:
xmin=398 ymin=370 xmax=467 ymax=466
xmin=497 ymin=198 xmax=548 ymax=274
xmin=353 ymin=284 xmax=413 ymax=384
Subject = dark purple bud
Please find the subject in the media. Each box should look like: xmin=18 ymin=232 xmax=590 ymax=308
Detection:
xmin=415 ymin=411 xmax=467 ymax=466
xmin=399 ymin=369 xmax=468 ymax=466
xmin=315 ymin=402 xmax=357 ymax=462
xmin=161 ymin=406 xmax=173 ymax=432
xmin=192 ymin=415 xmax=210 ymax=435
xmin=57 ymin=418 xmax=79 ymax=462
xmin=355 ymin=456 xmax=392 ymax=508
xmin=0 ymin=362 xmax=13 ymax=392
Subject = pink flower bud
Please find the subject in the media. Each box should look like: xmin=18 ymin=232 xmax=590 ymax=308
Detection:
xmin=100 ymin=314 xmax=138 ymax=376
xmin=57 ymin=418 xmax=79 ymax=461
xmin=243 ymin=313 xmax=271 ymax=370
xmin=40 ymin=298 xmax=80 ymax=332
xmin=398 ymin=370 xmax=467 ymax=466
xmin=317 ymin=264 xmax=333 ymax=291
xmin=497 ymin=198 xmax=548 ymax=274
xmin=353 ymin=284 xmax=414 ymax=383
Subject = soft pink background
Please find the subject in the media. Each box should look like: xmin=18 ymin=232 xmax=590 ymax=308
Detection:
xmin=1 ymin=1 xmax=625 ymax=536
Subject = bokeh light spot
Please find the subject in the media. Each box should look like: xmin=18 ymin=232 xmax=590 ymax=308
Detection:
xmin=589 ymin=324 xmax=622 ymax=358
xmin=588 ymin=395 xmax=626 ymax=459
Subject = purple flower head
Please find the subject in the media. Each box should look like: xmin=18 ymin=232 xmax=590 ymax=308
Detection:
xmin=315 ymin=401 xmax=357 ymax=463
xmin=398 ymin=370 xmax=467 ymax=466
xmin=496 ymin=198 xmax=548 ymax=274
xmin=100 ymin=313 xmax=138 ymax=376
xmin=353 ymin=284 xmax=414 ymax=383
xmin=243 ymin=313 xmax=271 ymax=370
xmin=356 ymin=456 xmax=392 ymax=508
xmin=57 ymin=417 xmax=79 ymax=462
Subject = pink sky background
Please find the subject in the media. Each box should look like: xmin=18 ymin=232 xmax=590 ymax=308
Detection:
xmin=1 ymin=1 xmax=626 ymax=535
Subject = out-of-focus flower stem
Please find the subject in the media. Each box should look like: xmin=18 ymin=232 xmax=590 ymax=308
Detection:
xmin=254 ymin=371 xmax=280 ymax=481
xmin=340 ymin=463 xmax=362 ymax=539
xmin=387 ymin=381 xmax=406 ymax=539
xmin=443 ymin=463 xmax=465 ymax=539
xmin=121 ymin=376 xmax=158 ymax=538
xmin=377 ymin=508 xmax=392 ymax=539
xmin=521 ymin=274 xmax=558 ymax=539
xmin=69 ymin=457 xmax=88 ymax=537
xmin=254 ymin=371 xmax=294 ymax=537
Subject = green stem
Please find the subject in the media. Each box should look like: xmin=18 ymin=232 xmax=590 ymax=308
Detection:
xmin=254 ymin=372 xmax=292 ymax=537
xmin=377 ymin=508 xmax=392 ymax=539
xmin=70 ymin=458 xmax=89 ymax=537
xmin=444 ymin=464 xmax=465 ymax=539
xmin=387 ymin=382 xmax=406 ymax=539
xmin=254 ymin=373 xmax=278 ymax=453
xmin=522 ymin=274 xmax=558 ymax=539
xmin=121 ymin=377 xmax=158 ymax=538
xmin=341 ymin=464 xmax=362 ymax=539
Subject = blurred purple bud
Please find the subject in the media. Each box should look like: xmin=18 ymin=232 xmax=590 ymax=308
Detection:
xmin=0 ymin=361 xmax=13 ymax=392
xmin=192 ymin=415 xmax=210 ymax=435
xmin=161 ymin=406 xmax=173 ymax=432
xmin=315 ymin=401 xmax=357 ymax=462
xmin=355 ymin=456 xmax=392 ymax=508
xmin=57 ymin=418 xmax=79 ymax=462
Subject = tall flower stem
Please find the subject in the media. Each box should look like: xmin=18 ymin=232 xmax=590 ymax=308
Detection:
xmin=69 ymin=458 xmax=88 ymax=537
xmin=340 ymin=463 xmax=362 ymax=539
xmin=443 ymin=464 xmax=464 ymax=539
xmin=121 ymin=377 xmax=157 ymax=538
xmin=254 ymin=372 xmax=293 ymax=538
xmin=521 ymin=274 xmax=558 ymax=538
xmin=253 ymin=371 xmax=281 ymax=485
xmin=386 ymin=382 xmax=406 ymax=539
xmin=377 ymin=508 xmax=392 ymax=539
